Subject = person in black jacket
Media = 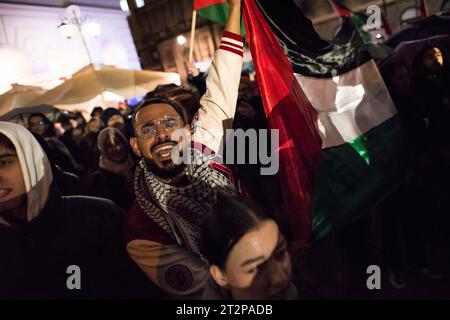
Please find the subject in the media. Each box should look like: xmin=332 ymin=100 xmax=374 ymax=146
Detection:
xmin=0 ymin=122 xmax=161 ymax=299
xmin=79 ymin=116 xmax=103 ymax=172
xmin=32 ymin=132 xmax=84 ymax=196
xmin=88 ymin=127 xmax=135 ymax=211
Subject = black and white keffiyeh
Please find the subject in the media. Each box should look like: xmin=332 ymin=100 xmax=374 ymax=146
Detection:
xmin=134 ymin=148 xmax=237 ymax=260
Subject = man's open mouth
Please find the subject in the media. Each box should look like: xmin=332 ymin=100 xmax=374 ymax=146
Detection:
xmin=153 ymin=142 xmax=177 ymax=160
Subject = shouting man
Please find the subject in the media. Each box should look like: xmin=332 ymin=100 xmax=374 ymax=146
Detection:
xmin=125 ymin=0 xmax=244 ymax=299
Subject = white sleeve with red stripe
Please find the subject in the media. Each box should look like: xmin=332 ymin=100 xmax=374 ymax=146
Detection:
xmin=192 ymin=31 xmax=244 ymax=154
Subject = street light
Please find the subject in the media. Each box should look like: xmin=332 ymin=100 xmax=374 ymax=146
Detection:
xmin=176 ymin=35 xmax=187 ymax=46
xmin=57 ymin=5 xmax=101 ymax=65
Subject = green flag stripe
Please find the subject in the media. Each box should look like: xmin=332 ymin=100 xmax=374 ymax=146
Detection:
xmin=348 ymin=135 xmax=370 ymax=165
xmin=311 ymin=116 xmax=409 ymax=241
xmin=197 ymin=4 xmax=246 ymax=35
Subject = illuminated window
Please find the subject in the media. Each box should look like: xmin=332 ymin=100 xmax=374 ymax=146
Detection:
xmin=119 ymin=0 xmax=129 ymax=12
xmin=135 ymin=0 xmax=145 ymax=8
xmin=400 ymin=6 xmax=420 ymax=27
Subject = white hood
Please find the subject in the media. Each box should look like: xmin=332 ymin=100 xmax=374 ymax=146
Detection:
xmin=0 ymin=122 xmax=53 ymax=225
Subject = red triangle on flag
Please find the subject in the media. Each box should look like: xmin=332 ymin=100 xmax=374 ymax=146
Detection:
xmin=194 ymin=0 xmax=226 ymax=11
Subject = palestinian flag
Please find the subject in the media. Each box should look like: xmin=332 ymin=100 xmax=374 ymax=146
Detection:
xmin=194 ymin=0 xmax=228 ymax=25
xmin=193 ymin=0 xmax=246 ymax=34
xmin=242 ymin=0 xmax=408 ymax=243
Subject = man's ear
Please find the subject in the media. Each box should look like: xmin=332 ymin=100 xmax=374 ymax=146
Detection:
xmin=209 ymin=265 xmax=229 ymax=288
xmin=129 ymin=137 xmax=142 ymax=157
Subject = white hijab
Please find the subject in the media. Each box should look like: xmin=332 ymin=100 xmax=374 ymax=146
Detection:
xmin=0 ymin=122 xmax=53 ymax=225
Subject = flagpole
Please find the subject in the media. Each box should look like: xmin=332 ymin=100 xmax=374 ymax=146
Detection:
xmin=189 ymin=10 xmax=197 ymax=62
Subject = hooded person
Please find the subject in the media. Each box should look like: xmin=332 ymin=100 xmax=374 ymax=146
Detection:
xmin=0 ymin=122 xmax=52 ymax=226
xmin=88 ymin=127 xmax=135 ymax=211
xmin=0 ymin=122 xmax=158 ymax=299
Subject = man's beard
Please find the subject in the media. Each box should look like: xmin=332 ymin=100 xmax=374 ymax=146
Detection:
xmin=144 ymin=158 xmax=186 ymax=180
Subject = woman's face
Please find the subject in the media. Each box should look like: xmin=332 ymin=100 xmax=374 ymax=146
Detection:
xmin=219 ymin=219 xmax=292 ymax=300
xmin=421 ymin=47 xmax=443 ymax=75
xmin=104 ymin=134 xmax=128 ymax=163
xmin=88 ymin=119 xmax=101 ymax=133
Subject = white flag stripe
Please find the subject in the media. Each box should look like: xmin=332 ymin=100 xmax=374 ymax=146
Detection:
xmin=295 ymin=60 xmax=397 ymax=149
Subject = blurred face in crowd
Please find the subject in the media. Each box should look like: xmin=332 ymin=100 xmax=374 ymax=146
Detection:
xmin=237 ymin=100 xmax=256 ymax=120
xmin=76 ymin=115 xmax=86 ymax=128
xmin=107 ymin=114 xmax=125 ymax=131
xmin=92 ymin=110 xmax=102 ymax=118
xmin=104 ymin=133 xmax=128 ymax=163
xmin=238 ymin=82 xmax=253 ymax=102
xmin=28 ymin=115 xmax=47 ymax=136
xmin=422 ymin=47 xmax=444 ymax=75
xmin=87 ymin=118 xmax=102 ymax=134
xmin=210 ymin=219 xmax=292 ymax=300
xmin=69 ymin=118 xmax=78 ymax=129
xmin=130 ymin=103 xmax=190 ymax=179
xmin=391 ymin=65 xmax=412 ymax=97
xmin=0 ymin=140 xmax=27 ymax=221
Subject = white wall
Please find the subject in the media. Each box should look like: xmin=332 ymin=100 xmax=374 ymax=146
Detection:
xmin=0 ymin=2 xmax=140 ymax=93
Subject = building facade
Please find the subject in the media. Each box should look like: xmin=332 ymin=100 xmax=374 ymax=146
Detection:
xmin=126 ymin=0 xmax=222 ymax=82
xmin=126 ymin=0 xmax=450 ymax=81
xmin=0 ymin=1 xmax=140 ymax=93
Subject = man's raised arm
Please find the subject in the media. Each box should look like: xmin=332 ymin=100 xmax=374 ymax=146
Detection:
xmin=192 ymin=0 xmax=243 ymax=154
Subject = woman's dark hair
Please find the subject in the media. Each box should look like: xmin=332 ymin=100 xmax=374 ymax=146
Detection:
xmin=28 ymin=112 xmax=56 ymax=137
xmin=91 ymin=106 xmax=103 ymax=117
xmin=0 ymin=132 xmax=15 ymax=151
xmin=200 ymin=194 xmax=270 ymax=269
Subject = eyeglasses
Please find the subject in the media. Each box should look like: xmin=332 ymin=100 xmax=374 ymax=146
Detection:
xmin=29 ymin=120 xmax=46 ymax=127
xmin=136 ymin=115 xmax=183 ymax=140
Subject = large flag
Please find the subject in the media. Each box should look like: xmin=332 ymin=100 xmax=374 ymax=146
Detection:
xmin=242 ymin=0 xmax=407 ymax=243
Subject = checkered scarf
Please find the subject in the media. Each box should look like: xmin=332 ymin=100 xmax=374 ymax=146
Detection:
xmin=134 ymin=148 xmax=238 ymax=260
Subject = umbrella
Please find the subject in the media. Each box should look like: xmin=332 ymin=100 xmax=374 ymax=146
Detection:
xmin=379 ymin=35 xmax=450 ymax=72
xmin=26 ymin=64 xmax=181 ymax=107
xmin=0 ymin=84 xmax=47 ymax=117
xmin=385 ymin=14 xmax=450 ymax=48
xmin=0 ymin=104 xmax=58 ymax=123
